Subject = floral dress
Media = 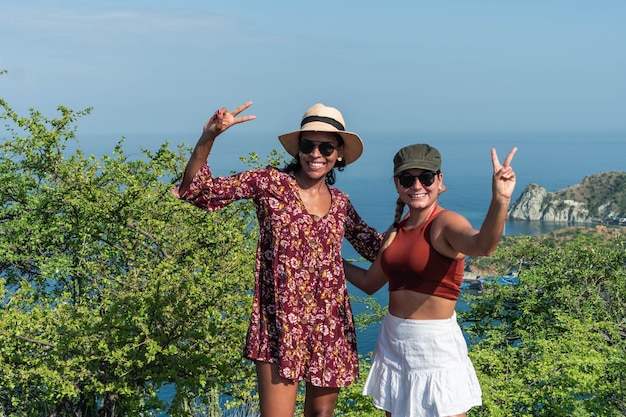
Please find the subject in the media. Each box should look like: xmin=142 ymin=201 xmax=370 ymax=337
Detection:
xmin=176 ymin=163 xmax=382 ymax=387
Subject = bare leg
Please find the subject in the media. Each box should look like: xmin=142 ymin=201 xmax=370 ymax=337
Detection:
xmin=303 ymin=383 xmax=340 ymax=417
xmin=256 ymin=361 xmax=299 ymax=417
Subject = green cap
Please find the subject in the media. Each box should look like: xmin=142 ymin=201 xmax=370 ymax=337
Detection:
xmin=393 ymin=144 xmax=441 ymax=175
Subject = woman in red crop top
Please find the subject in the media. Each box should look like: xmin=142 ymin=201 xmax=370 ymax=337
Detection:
xmin=345 ymin=143 xmax=517 ymax=417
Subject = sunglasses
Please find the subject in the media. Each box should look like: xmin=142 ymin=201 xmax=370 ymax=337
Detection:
xmin=298 ymin=140 xmax=336 ymax=157
xmin=396 ymin=171 xmax=440 ymax=188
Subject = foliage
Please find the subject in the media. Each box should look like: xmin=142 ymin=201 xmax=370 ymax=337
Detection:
xmin=0 ymin=96 xmax=261 ymax=416
xmin=461 ymin=230 xmax=626 ymax=416
xmin=352 ymin=295 xmax=388 ymax=330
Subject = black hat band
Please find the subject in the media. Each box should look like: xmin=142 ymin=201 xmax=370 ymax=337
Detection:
xmin=300 ymin=116 xmax=345 ymax=131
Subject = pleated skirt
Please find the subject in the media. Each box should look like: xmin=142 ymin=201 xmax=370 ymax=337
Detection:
xmin=363 ymin=312 xmax=482 ymax=417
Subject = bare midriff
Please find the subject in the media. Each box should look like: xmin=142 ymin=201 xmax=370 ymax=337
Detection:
xmin=388 ymin=289 xmax=457 ymax=320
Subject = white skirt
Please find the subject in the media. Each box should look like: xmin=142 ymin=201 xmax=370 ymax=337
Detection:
xmin=363 ymin=312 xmax=482 ymax=417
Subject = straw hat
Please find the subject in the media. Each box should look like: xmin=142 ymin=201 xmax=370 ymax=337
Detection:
xmin=278 ymin=103 xmax=363 ymax=165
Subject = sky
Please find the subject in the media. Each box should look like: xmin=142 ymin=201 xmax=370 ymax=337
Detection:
xmin=1 ymin=0 xmax=625 ymax=141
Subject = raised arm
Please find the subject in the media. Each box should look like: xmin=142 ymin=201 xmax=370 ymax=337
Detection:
xmin=177 ymin=101 xmax=256 ymax=195
xmin=436 ymin=147 xmax=517 ymax=257
xmin=475 ymin=147 xmax=517 ymax=253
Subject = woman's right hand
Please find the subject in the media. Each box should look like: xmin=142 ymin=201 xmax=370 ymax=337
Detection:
xmin=203 ymin=101 xmax=256 ymax=137
xmin=176 ymin=101 xmax=256 ymax=197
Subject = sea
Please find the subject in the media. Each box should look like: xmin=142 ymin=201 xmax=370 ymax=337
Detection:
xmin=75 ymin=130 xmax=624 ymax=402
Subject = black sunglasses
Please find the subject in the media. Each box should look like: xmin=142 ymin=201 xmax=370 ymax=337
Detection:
xmin=298 ymin=140 xmax=336 ymax=157
xmin=396 ymin=171 xmax=440 ymax=188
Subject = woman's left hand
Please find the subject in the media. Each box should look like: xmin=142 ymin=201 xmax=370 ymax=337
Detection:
xmin=491 ymin=147 xmax=517 ymax=199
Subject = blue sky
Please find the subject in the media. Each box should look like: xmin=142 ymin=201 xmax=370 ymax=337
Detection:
xmin=1 ymin=0 xmax=625 ymax=138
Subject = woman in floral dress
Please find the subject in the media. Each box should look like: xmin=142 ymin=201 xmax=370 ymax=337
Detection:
xmin=173 ymin=101 xmax=382 ymax=417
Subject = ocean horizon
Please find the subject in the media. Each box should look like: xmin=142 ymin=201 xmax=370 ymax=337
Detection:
xmin=74 ymin=129 xmax=625 ymax=233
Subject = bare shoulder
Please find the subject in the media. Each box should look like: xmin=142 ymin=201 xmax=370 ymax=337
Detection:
xmin=431 ymin=210 xmax=475 ymax=258
xmin=434 ymin=209 xmax=470 ymax=229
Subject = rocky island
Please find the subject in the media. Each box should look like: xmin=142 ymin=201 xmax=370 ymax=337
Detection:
xmin=507 ymin=171 xmax=626 ymax=225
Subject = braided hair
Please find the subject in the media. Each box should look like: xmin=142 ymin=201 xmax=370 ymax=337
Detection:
xmin=392 ymin=197 xmax=406 ymax=228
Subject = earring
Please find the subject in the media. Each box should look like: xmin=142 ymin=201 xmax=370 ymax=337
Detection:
xmin=337 ymin=157 xmax=343 ymax=161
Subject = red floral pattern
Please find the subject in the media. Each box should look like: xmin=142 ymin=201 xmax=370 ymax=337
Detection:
xmin=176 ymin=163 xmax=382 ymax=387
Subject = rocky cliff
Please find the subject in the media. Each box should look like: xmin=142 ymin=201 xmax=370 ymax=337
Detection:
xmin=508 ymin=171 xmax=626 ymax=223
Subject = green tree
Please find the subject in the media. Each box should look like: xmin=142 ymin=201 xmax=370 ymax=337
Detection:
xmin=462 ymin=231 xmax=626 ymax=416
xmin=0 ymin=96 xmax=260 ymax=415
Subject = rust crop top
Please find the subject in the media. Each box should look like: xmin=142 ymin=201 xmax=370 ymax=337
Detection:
xmin=381 ymin=210 xmax=464 ymax=301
